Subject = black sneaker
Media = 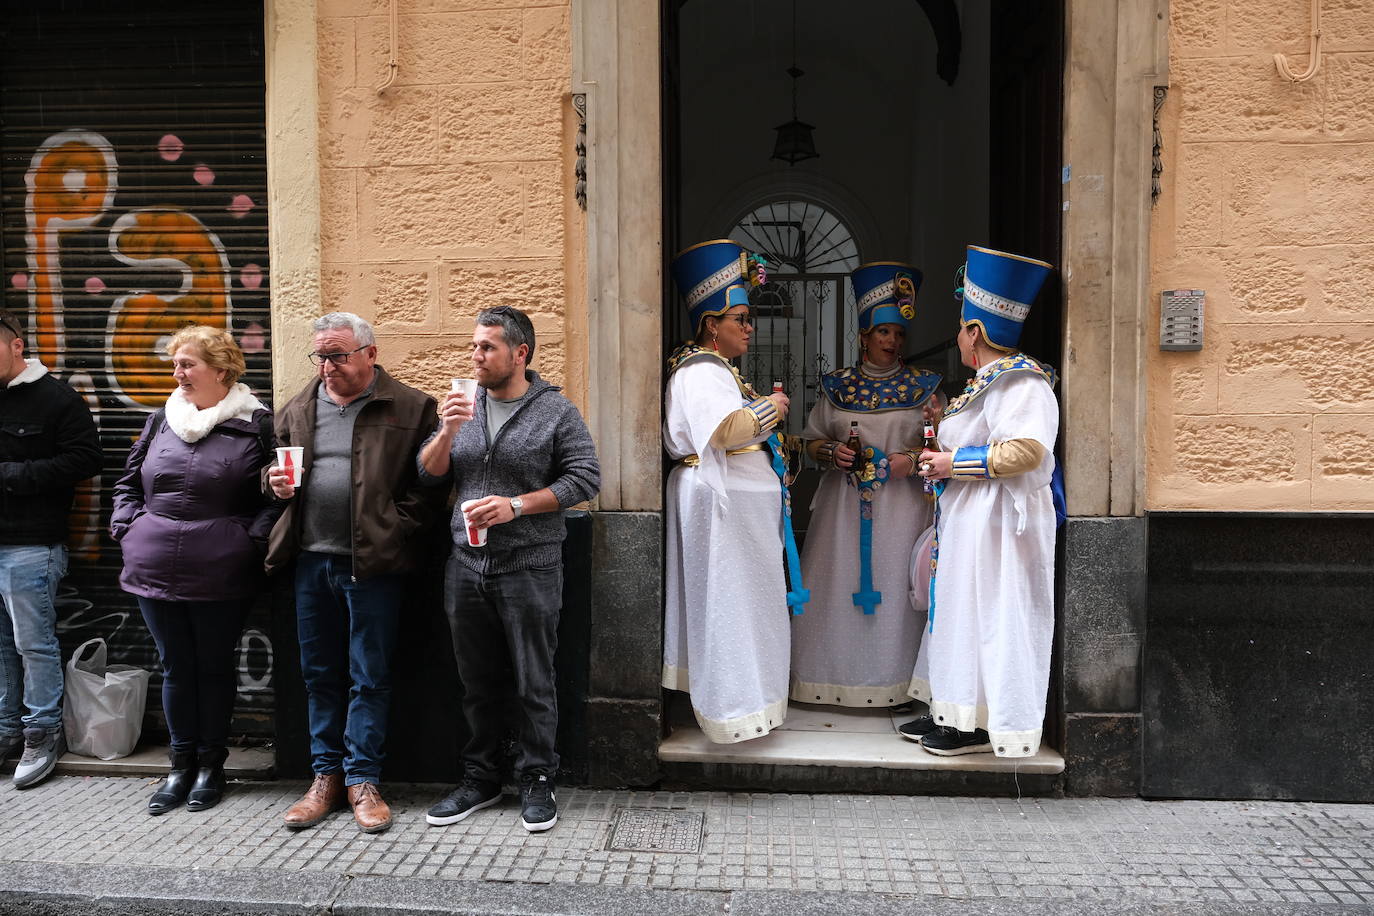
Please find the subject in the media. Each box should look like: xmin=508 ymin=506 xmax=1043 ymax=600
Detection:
xmin=920 ymin=726 xmax=993 ymax=756
xmin=426 ymin=778 xmax=502 ymax=826
xmin=898 ymin=714 xmax=936 ymax=743
xmin=519 ymin=773 xmax=557 ymax=833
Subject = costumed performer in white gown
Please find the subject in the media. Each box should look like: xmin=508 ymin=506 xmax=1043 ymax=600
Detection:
xmin=791 ymin=262 xmax=942 ymax=707
xmin=904 ymin=245 xmax=1061 ymax=757
xmin=662 ymin=240 xmax=809 ymax=743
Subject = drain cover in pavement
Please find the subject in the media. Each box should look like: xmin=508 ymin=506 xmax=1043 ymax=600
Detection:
xmin=607 ymin=807 xmax=704 ymax=854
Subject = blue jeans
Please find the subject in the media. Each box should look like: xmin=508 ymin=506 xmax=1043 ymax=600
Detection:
xmin=294 ymin=551 xmax=403 ymax=786
xmin=0 ymin=544 xmax=67 ymax=736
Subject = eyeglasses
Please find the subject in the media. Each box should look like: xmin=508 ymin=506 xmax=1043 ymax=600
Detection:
xmin=724 ymin=312 xmax=753 ymax=327
xmin=307 ymin=345 xmax=369 ymax=366
xmin=0 ymin=312 xmax=22 ymax=339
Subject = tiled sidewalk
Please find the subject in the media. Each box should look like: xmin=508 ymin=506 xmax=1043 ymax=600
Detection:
xmin=3 ymin=775 xmax=1373 ymax=909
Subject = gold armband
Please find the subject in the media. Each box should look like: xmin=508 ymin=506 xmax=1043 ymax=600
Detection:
xmin=987 ymin=439 xmax=1047 ymax=478
xmin=896 ymin=449 xmax=922 ymax=477
xmin=745 ymin=396 xmax=780 ymax=432
xmin=807 ymin=438 xmax=842 ymax=468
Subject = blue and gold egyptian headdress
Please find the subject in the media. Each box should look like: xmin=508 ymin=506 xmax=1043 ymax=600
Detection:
xmin=850 ymin=262 xmax=921 ymax=333
xmin=670 ymin=240 xmax=767 ymax=333
xmin=957 ymin=245 xmax=1053 ymax=352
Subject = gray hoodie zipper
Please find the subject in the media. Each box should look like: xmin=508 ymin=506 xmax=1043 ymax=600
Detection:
xmin=475 ymin=383 xmax=554 ymax=576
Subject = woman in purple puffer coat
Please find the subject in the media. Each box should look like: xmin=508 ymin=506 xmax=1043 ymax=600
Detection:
xmin=112 ymin=325 xmax=280 ymax=816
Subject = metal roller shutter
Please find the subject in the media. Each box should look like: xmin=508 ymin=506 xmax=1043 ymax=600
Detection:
xmin=0 ymin=1 xmax=274 ymax=740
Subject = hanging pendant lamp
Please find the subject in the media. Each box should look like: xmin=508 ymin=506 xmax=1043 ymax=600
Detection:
xmin=771 ymin=0 xmax=819 ymax=166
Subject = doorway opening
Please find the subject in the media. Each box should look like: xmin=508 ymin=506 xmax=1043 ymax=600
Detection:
xmin=661 ymin=0 xmax=1066 ymax=784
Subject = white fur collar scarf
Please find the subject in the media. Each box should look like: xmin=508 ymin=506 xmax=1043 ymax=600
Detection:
xmin=163 ymin=382 xmax=265 ymax=443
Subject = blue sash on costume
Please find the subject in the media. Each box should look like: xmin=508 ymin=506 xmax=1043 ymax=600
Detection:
xmin=1051 ymin=463 xmax=1066 ymax=527
xmin=768 ymin=433 xmax=809 ymax=615
xmin=927 ymin=478 xmax=946 ymax=633
xmin=818 ymin=365 xmax=938 ymax=617
xmin=851 ymin=445 xmax=889 ymax=615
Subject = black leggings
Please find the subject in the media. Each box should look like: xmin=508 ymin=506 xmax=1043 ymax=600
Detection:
xmin=137 ymin=597 xmax=250 ymax=756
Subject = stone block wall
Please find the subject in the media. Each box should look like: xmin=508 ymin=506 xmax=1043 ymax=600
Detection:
xmin=1148 ymin=0 xmax=1374 ymax=510
xmin=312 ymin=0 xmax=582 ymax=410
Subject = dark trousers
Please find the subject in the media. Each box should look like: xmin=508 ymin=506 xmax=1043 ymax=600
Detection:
xmin=445 ymin=556 xmax=562 ymax=783
xmin=294 ymin=551 xmax=404 ymax=787
xmin=137 ymin=596 xmax=251 ymax=756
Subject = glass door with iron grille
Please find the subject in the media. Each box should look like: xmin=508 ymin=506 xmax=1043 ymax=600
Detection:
xmin=729 ymin=199 xmax=860 ymax=538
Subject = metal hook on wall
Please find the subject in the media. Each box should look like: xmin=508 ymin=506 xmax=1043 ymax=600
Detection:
xmin=1273 ymin=0 xmax=1322 ymax=83
xmin=375 ymin=0 xmax=400 ymax=94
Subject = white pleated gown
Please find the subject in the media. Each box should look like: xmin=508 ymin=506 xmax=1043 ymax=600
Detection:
xmin=790 ymin=375 xmax=933 ymax=707
xmin=662 ymin=358 xmax=790 ymax=743
xmin=909 ymin=364 xmax=1059 ymax=757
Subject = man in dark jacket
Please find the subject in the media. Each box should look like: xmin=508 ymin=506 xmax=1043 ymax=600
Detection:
xmin=418 ymin=305 xmax=600 ymax=834
xmin=266 ymin=312 xmax=441 ymax=834
xmin=0 ymin=308 xmax=101 ymax=789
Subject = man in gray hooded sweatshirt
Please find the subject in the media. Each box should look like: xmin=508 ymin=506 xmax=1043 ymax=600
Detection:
xmin=418 ymin=306 xmax=599 ymax=834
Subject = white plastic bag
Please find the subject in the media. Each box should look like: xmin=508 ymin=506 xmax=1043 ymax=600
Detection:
xmin=63 ymin=637 xmax=150 ymax=760
xmin=908 ymin=523 xmax=936 ymax=612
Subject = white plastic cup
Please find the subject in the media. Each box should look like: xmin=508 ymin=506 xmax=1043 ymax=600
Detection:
xmin=451 ymin=377 xmax=477 ymax=400
xmin=275 ymin=446 xmax=304 ymax=487
xmin=460 ymin=499 xmax=488 ymax=547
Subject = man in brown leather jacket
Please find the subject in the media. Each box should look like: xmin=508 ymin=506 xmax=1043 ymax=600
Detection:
xmin=265 ymin=312 xmax=441 ymax=834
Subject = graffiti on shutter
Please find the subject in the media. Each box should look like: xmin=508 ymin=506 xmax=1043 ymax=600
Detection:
xmin=1 ymin=4 xmax=275 ymax=738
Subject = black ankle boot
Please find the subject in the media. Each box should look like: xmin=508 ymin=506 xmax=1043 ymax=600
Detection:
xmin=148 ymin=751 xmax=197 ymax=816
xmin=186 ymin=747 xmax=229 ymax=812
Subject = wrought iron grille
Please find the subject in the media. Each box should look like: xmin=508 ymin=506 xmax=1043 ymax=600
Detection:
xmin=729 ymin=200 xmax=861 ymax=461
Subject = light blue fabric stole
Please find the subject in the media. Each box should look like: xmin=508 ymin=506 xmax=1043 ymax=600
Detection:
xmin=768 ymin=433 xmax=809 ymax=615
xmin=851 ymin=445 xmax=889 ymax=615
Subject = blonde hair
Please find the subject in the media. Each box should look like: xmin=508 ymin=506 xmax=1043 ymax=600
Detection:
xmin=166 ymin=325 xmax=246 ymax=386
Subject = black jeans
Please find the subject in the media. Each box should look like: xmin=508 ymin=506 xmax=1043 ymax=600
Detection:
xmin=137 ymin=597 xmax=251 ymax=756
xmin=445 ymin=556 xmax=562 ymax=783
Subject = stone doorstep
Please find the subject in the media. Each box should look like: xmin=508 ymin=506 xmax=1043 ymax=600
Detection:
xmin=660 ymin=702 xmax=1065 ymax=775
xmin=0 ymin=745 xmax=274 ymax=779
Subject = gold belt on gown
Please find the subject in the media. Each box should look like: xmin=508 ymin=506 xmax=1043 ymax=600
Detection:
xmin=676 ymin=443 xmax=767 ymax=467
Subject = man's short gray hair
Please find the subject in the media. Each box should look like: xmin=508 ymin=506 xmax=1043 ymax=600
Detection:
xmin=312 ymin=311 xmax=376 ymax=347
xmin=476 ymin=306 xmax=536 ymax=366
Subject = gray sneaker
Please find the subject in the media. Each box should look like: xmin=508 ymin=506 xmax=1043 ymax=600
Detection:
xmin=13 ymin=726 xmax=65 ymax=789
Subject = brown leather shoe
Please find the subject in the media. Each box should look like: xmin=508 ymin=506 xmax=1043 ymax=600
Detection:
xmin=348 ymin=781 xmax=393 ymax=833
xmin=283 ymin=773 xmax=345 ymax=829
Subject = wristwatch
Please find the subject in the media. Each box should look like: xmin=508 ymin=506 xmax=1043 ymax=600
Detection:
xmin=510 ymin=496 xmax=524 ymax=519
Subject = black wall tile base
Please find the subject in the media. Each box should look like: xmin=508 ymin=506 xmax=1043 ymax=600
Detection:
xmin=1061 ymin=517 xmax=1145 ymax=713
xmin=587 ymin=697 xmax=661 ymax=787
xmin=584 ymin=511 xmax=666 ymax=787
xmin=1063 ymin=713 xmax=1140 ymax=797
xmin=1143 ymin=513 xmax=1374 ymax=802
xmin=588 ymin=512 xmax=664 ymax=701
xmin=662 ymin=761 xmax=1061 ymax=797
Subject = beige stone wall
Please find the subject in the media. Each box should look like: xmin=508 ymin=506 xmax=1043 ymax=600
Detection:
xmin=311 ymin=0 xmax=582 ymax=411
xmin=1148 ymin=1 xmax=1374 ymax=510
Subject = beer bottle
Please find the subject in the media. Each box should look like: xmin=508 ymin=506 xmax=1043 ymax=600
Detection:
xmin=846 ymin=420 xmax=865 ymax=475
xmin=921 ymin=420 xmax=938 ymax=494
